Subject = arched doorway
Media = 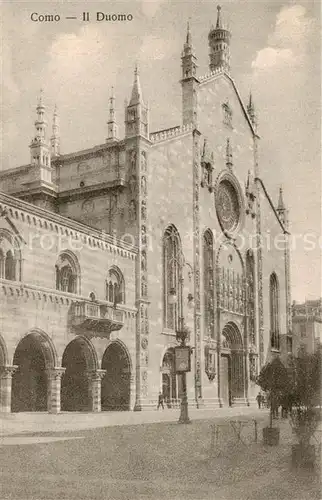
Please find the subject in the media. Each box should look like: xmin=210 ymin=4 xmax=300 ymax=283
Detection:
xmin=11 ymin=331 xmax=56 ymax=412
xmin=161 ymin=348 xmax=183 ymax=407
xmin=61 ymin=337 xmax=97 ymax=412
xmin=101 ymin=342 xmax=131 ymax=411
xmin=220 ymin=322 xmax=245 ymax=406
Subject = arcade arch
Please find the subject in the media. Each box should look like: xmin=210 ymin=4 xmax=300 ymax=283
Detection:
xmin=101 ymin=341 xmax=131 ymax=411
xmin=61 ymin=337 xmax=98 ymax=411
xmin=11 ymin=330 xmax=57 ymax=412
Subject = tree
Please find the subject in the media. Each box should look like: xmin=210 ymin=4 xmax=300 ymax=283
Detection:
xmin=287 ymin=346 xmax=321 ymax=449
xmin=257 ymin=357 xmax=290 ymax=428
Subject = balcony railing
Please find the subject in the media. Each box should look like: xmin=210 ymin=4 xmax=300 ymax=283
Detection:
xmin=72 ymin=300 xmax=124 ymax=336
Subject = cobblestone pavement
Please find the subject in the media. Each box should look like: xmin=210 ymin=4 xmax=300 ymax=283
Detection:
xmin=0 ymin=410 xmax=320 ymax=500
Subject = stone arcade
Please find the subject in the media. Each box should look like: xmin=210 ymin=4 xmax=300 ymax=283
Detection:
xmin=0 ymin=7 xmax=292 ymax=413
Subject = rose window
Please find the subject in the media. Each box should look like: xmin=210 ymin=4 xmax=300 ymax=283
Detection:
xmin=216 ymin=180 xmax=240 ymax=232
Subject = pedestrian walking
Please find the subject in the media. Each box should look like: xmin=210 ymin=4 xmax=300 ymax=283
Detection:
xmin=256 ymin=392 xmax=262 ymax=409
xmin=157 ymin=392 xmax=164 ymax=410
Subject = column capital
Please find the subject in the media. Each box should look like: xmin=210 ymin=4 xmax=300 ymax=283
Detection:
xmin=46 ymin=367 xmax=66 ymax=380
xmin=87 ymin=369 xmax=106 ymax=381
xmin=0 ymin=365 xmax=18 ymax=379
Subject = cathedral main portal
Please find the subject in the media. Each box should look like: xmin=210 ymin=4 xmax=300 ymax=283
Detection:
xmin=220 ymin=322 xmax=245 ymax=406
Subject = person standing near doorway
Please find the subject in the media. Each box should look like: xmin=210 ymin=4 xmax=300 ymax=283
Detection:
xmin=157 ymin=392 xmax=164 ymax=410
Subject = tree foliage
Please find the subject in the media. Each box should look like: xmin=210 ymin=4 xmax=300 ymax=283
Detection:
xmin=257 ymin=357 xmax=290 ymax=396
xmin=287 ymin=346 xmax=321 ymax=446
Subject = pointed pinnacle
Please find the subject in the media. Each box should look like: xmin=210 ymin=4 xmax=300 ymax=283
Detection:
xmin=277 ymin=187 xmax=286 ymax=211
xmin=129 ymin=65 xmax=143 ymax=106
xmin=186 ymin=20 xmax=191 ymax=45
xmin=216 ymin=5 xmax=222 ymax=29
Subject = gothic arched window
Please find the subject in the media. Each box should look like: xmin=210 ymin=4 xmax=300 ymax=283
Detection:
xmin=203 ymin=229 xmax=214 ymax=338
xmin=0 ymin=230 xmax=21 ymax=282
xmin=269 ymin=273 xmax=280 ymax=350
xmin=5 ymin=250 xmax=16 ymax=280
xmin=246 ymin=250 xmax=255 ymax=345
xmin=163 ymin=225 xmax=182 ymax=331
xmin=55 ymin=251 xmax=80 ymax=294
xmin=106 ymin=267 xmax=125 ymax=305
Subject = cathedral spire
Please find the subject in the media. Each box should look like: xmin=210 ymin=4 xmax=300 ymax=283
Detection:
xmin=34 ymin=89 xmax=47 ymax=141
xmin=181 ymin=20 xmax=198 ymax=126
xmin=50 ymin=104 xmax=60 ymax=157
xmin=277 ymin=186 xmax=287 ymax=225
xmin=216 ymin=5 xmax=223 ymax=28
xmin=186 ymin=20 xmax=191 ymax=45
xmin=106 ymin=86 xmax=118 ymax=142
xmin=181 ymin=20 xmax=197 ymax=80
xmin=125 ymin=66 xmax=149 ymax=138
xmin=30 ymin=90 xmax=51 ymax=169
xmin=208 ymin=5 xmax=231 ymax=73
xmin=129 ymin=65 xmax=144 ymax=106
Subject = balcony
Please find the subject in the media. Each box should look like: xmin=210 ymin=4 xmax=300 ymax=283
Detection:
xmin=72 ymin=300 xmax=124 ymax=336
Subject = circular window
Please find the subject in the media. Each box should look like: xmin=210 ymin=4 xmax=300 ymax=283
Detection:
xmin=216 ymin=180 xmax=240 ymax=233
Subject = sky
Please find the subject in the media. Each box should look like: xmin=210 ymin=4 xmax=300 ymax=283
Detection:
xmin=0 ymin=0 xmax=321 ymax=302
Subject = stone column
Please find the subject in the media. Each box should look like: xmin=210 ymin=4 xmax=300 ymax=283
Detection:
xmin=88 ymin=370 xmax=106 ymax=412
xmin=47 ymin=367 xmax=65 ymax=414
xmin=244 ymin=350 xmax=250 ymax=404
xmin=130 ymin=373 xmax=136 ymax=410
xmin=0 ymin=365 xmax=18 ymax=413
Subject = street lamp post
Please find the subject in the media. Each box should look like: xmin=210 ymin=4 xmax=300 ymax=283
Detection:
xmin=168 ymin=269 xmax=193 ymax=424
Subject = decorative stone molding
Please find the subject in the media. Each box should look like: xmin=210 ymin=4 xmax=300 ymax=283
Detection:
xmin=198 ymin=66 xmax=224 ymax=82
xmin=200 ymin=138 xmax=214 ymax=191
xmin=193 ymin=129 xmax=202 ymax=399
xmin=46 ymin=367 xmax=65 ymax=380
xmin=87 ymin=369 xmax=106 ymax=381
xmin=0 ymin=193 xmax=137 ymax=258
xmin=245 ymin=170 xmax=256 ymax=218
xmin=254 ymin=171 xmax=264 ymax=368
xmin=222 ymin=102 xmax=233 ymax=129
xmin=149 ymin=123 xmax=193 ymax=143
xmin=0 ymin=365 xmax=18 ymax=379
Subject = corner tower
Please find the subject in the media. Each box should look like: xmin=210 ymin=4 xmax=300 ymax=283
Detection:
xmin=181 ymin=22 xmax=199 ymax=126
xmin=208 ymin=5 xmax=231 ymax=73
xmin=125 ymin=66 xmax=149 ymax=139
xmin=30 ymin=90 xmax=51 ymax=169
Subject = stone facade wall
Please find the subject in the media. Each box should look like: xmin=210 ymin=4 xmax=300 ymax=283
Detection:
xmin=0 ymin=193 xmax=138 ymax=411
xmin=258 ymin=189 xmax=288 ymax=365
xmin=147 ymin=133 xmax=195 ymax=402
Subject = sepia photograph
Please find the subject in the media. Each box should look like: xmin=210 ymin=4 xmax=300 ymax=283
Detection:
xmin=0 ymin=0 xmax=321 ymax=499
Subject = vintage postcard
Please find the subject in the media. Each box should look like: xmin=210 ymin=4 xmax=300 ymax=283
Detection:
xmin=0 ymin=1 xmax=320 ymax=499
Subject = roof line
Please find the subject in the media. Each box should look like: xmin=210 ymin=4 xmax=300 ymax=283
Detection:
xmin=0 ymin=191 xmax=138 ymax=253
xmin=255 ymin=177 xmax=289 ymax=234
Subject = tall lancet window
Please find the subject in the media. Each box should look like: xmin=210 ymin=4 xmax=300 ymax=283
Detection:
xmin=246 ymin=250 xmax=255 ymax=345
xmin=163 ymin=225 xmax=182 ymax=331
xmin=269 ymin=273 xmax=280 ymax=350
xmin=203 ymin=230 xmax=214 ymax=338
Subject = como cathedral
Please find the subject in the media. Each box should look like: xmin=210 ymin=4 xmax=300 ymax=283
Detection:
xmin=0 ymin=7 xmax=292 ymax=414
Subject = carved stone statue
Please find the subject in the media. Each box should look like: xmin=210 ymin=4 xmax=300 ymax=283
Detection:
xmin=129 ymin=200 xmax=136 ymax=221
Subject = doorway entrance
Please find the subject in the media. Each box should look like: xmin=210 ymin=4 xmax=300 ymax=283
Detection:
xmin=220 ymin=354 xmax=232 ymax=406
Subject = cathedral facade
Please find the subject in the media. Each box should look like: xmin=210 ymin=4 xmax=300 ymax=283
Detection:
xmin=0 ymin=7 xmax=292 ymax=413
